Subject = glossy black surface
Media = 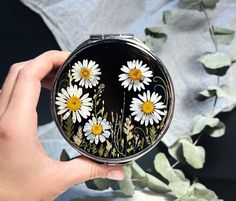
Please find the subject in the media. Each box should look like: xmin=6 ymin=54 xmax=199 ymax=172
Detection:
xmin=52 ymin=39 xmax=174 ymax=162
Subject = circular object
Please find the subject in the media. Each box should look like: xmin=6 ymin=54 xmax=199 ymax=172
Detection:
xmin=51 ymin=35 xmax=174 ymax=163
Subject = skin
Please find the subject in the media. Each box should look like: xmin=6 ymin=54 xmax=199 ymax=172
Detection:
xmin=0 ymin=51 xmax=125 ymax=201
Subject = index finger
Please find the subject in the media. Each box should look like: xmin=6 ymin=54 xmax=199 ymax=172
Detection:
xmin=6 ymin=50 xmax=70 ymax=116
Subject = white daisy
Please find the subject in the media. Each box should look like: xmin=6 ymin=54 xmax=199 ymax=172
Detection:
xmin=55 ymin=85 xmax=92 ymax=123
xmin=119 ymin=60 xmax=153 ymax=92
xmin=83 ymin=117 xmax=111 ymax=145
xmin=71 ymin=59 xmax=101 ymax=88
xmin=130 ymin=90 xmax=166 ymax=126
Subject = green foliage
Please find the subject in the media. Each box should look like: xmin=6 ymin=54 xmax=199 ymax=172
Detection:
xmin=149 ymin=126 xmax=157 ymax=144
xmin=98 ymin=144 xmax=105 ymax=157
xmin=163 ymin=10 xmax=173 ymax=24
xmin=213 ymin=26 xmax=235 ymax=45
xmin=144 ymin=27 xmax=167 ymax=51
xmin=178 ymin=0 xmax=219 ymax=11
xmin=198 ymin=52 xmax=232 ymax=76
xmin=118 ymin=165 xmax=135 ymax=196
xmin=146 ymin=173 xmax=170 ymax=193
xmin=63 ymin=116 xmax=74 ymax=138
xmin=181 ymin=140 xmax=205 ymax=169
xmin=145 ymin=27 xmax=168 ymax=40
xmin=191 ymin=115 xmax=225 ymax=137
xmin=176 ymin=183 xmax=219 ymax=201
xmin=85 ymin=178 xmax=109 ymax=191
xmin=154 ymin=153 xmax=190 ymax=197
xmin=197 ymin=85 xmax=236 ymax=103
xmin=169 ymin=136 xmax=206 ymax=169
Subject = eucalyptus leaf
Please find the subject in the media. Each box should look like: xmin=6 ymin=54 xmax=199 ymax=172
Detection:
xmin=118 ymin=165 xmax=135 ymax=196
xmin=182 ymin=140 xmax=205 ymax=169
xmin=131 ymin=161 xmax=147 ymax=188
xmin=176 ymin=183 xmax=219 ymax=201
xmin=213 ymin=26 xmax=235 ymax=45
xmin=191 ymin=115 xmax=225 ymax=137
xmin=163 ymin=10 xmax=173 ymax=25
xmin=199 ymin=52 xmax=232 ymax=76
xmin=93 ymin=178 xmax=110 ymax=190
xmin=178 ymin=0 xmax=219 ymax=11
xmin=145 ymin=27 xmax=167 ymax=41
xmin=168 ymin=136 xmax=192 ymax=162
xmin=60 ymin=149 xmax=70 ymax=161
xmin=85 ymin=180 xmax=99 ymax=190
xmin=169 ymin=137 xmax=205 ymax=169
xmin=154 ymin=153 xmax=190 ymax=196
xmin=197 ymin=85 xmax=236 ymax=102
xmin=144 ymin=38 xmax=166 ymax=51
xmin=154 ymin=153 xmax=176 ymax=182
xmin=146 ymin=173 xmax=170 ymax=193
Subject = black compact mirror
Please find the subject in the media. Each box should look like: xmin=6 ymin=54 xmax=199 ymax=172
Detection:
xmin=51 ymin=36 xmax=174 ymax=163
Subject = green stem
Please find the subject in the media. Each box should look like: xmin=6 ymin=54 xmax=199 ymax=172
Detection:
xmin=200 ymin=2 xmax=218 ymax=53
xmin=172 ymin=5 xmax=220 ymax=167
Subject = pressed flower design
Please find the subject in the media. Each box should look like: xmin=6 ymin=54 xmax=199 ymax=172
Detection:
xmin=55 ymin=85 xmax=92 ymax=123
xmin=55 ymin=56 xmax=170 ymax=159
xmin=83 ymin=117 xmax=111 ymax=145
xmin=130 ymin=90 xmax=166 ymax=126
xmin=71 ymin=59 xmax=101 ymax=88
xmin=119 ymin=60 xmax=153 ymax=91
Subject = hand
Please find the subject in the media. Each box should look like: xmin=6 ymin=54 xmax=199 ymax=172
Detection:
xmin=0 ymin=51 xmax=124 ymax=201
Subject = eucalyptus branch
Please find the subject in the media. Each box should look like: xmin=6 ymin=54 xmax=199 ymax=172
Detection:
xmin=200 ymin=2 xmax=220 ymax=114
xmin=200 ymin=2 xmax=217 ymax=53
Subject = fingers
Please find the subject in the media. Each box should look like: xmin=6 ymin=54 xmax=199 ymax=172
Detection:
xmin=58 ymin=157 xmax=125 ymax=187
xmin=5 ymin=51 xmax=70 ymax=117
xmin=0 ymin=61 xmax=30 ymax=116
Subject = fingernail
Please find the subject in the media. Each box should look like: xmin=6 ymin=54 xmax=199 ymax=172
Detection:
xmin=107 ymin=168 xmax=125 ymax=180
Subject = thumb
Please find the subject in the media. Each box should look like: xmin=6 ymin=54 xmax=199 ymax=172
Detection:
xmin=58 ymin=156 xmax=125 ymax=187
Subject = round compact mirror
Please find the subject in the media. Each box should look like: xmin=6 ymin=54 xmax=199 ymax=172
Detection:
xmin=51 ymin=35 xmax=174 ymax=163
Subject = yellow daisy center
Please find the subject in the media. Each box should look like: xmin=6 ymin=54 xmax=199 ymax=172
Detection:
xmin=91 ymin=124 xmax=103 ymax=135
xmin=80 ymin=67 xmax=92 ymax=79
xmin=67 ymin=96 xmax=81 ymax=111
xmin=142 ymin=101 xmax=154 ymax=114
xmin=129 ymin=68 xmax=142 ymax=80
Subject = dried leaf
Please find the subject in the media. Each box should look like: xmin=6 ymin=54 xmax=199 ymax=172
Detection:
xmin=73 ymin=126 xmax=83 ymax=146
xmin=149 ymin=126 xmax=157 ymax=144
xmin=98 ymin=144 xmax=105 ymax=157
xmin=213 ymin=26 xmax=235 ymax=45
xmin=163 ymin=10 xmax=173 ymax=25
xmin=191 ymin=115 xmax=225 ymax=137
xmin=123 ymin=117 xmax=134 ymax=141
xmin=198 ymin=52 xmax=232 ymax=76
xmin=106 ymin=140 xmax=113 ymax=152
xmin=197 ymin=85 xmax=236 ymax=102
xmin=118 ymin=165 xmax=135 ymax=196
xmin=60 ymin=149 xmax=70 ymax=161
xmin=178 ymin=0 xmax=219 ymax=11
xmin=63 ymin=116 xmax=74 ymax=138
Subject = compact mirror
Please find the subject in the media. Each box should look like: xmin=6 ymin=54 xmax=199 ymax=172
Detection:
xmin=51 ymin=37 xmax=174 ymax=163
